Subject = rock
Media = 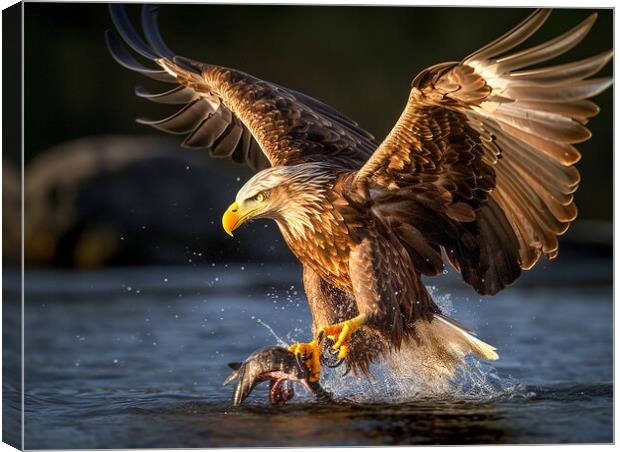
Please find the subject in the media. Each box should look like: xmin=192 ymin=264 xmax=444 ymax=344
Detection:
xmin=3 ymin=160 xmax=21 ymax=267
xmin=24 ymin=135 xmax=293 ymax=267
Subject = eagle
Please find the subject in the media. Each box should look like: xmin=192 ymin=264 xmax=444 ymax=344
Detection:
xmin=108 ymin=5 xmax=612 ymax=382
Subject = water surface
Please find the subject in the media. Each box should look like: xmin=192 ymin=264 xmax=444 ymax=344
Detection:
xmin=11 ymin=263 xmax=613 ymax=447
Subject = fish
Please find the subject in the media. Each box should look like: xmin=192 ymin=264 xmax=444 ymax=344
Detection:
xmin=223 ymin=346 xmax=334 ymax=406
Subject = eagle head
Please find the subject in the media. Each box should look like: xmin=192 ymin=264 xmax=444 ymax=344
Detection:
xmin=222 ymin=163 xmax=334 ymax=237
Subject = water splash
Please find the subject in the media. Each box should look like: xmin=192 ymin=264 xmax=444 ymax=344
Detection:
xmin=427 ymin=285 xmax=454 ymax=316
xmin=254 ymin=318 xmax=289 ymax=348
xmin=319 ymin=350 xmax=528 ymax=404
xmin=324 ymin=350 xmax=523 ymax=400
xmin=254 ymin=286 xmax=527 ymax=404
xmin=448 ymin=357 xmax=531 ymax=401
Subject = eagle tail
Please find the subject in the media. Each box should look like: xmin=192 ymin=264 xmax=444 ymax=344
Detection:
xmin=382 ymin=314 xmax=498 ymax=389
xmin=401 ymin=313 xmax=498 ymax=380
xmin=431 ymin=314 xmax=499 ymax=361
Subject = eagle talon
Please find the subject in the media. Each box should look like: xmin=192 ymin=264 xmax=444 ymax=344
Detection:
xmin=322 ymin=356 xmax=344 ymax=368
xmin=320 ymin=337 xmax=345 ymax=368
xmin=288 ymin=340 xmax=321 ymax=382
xmin=317 ymin=314 xmax=367 ymax=362
xmin=294 ymin=352 xmax=310 ymax=379
xmin=317 ymin=330 xmax=325 ymax=345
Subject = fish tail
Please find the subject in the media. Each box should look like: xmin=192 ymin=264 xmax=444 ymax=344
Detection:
xmin=222 ymin=369 xmax=240 ymax=386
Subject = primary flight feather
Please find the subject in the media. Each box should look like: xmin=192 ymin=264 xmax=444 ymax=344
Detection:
xmin=108 ymin=5 xmax=612 ymax=380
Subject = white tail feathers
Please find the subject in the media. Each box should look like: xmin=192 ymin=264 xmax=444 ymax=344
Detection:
xmin=394 ymin=314 xmax=498 ymax=378
xmin=431 ymin=314 xmax=499 ymax=361
xmin=383 ymin=314 xmax=498 ymax=390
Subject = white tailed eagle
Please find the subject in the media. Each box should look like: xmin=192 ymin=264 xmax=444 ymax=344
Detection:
xmin=108 ymin=6 xmax=612 ymax=380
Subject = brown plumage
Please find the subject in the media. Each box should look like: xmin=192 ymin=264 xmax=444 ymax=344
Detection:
xmin=108 ymin=6 xmax=612 ymax=378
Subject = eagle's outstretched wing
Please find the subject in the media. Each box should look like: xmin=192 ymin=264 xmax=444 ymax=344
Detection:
xmin=355 ymin=9 xmax=612 ymax=293
xmin=106 ymin=4 xmax=378 ymax=172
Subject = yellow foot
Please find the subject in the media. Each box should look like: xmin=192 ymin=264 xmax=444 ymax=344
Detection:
xmin=289 ymin=340 xmax=321 ymax=382
xmin=318 ymin=314 xmax=367 ymax=360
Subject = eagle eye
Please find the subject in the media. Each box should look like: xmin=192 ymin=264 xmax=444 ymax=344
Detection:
xmin=254 ymin=193 xmax=265 ymax=202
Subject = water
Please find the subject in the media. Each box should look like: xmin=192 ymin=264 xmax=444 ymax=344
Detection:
xmin=9 ymin=263 xmax=613 ymax=447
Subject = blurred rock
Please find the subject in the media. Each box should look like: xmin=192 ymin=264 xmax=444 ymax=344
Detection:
xmin=3 ymin=160 xmax=21 ymax=267
xmin=24 ymin=135 xmax=293 ymax=268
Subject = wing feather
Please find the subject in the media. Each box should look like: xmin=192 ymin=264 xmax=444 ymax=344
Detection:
xmin=137 ymin=99 xmax=212 ymax=134
xmin=502 ymin=77 xmax=612 ymax=102
xmin=105 ymin=30 xmax=174 ymax=82
xmin=463 ymin=9 xmax=551 ymax=63
xmin=109 ymin=3 xmax=159 ymax=60
xmin=490 ymin=13 xmax=597 ymax=73
xmin=107 ymin=4 xmax=377 ymax=172
xmin=135 ymin=85 xmax=199 ymax=105
xmin=355 ymin=9 xmax=611 ymax=291
xmin=509 ymin=50 xmax=613 ymax=84
xmin=140 ymin=4 xmax=176 ymax=59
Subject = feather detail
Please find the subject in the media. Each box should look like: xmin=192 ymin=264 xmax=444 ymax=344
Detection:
xmin=430 ymin=314 xmax=498 ymax=361
xmin=134 ymin=85 xmax=199 ymax=105
xmin=108 ymin=4 xmax=376 ymax=173
xmin=355 ymin=9 xmax=611 ymax=291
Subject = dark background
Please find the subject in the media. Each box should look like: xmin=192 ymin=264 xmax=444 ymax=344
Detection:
xmin=10 ymin=4 xmax=613 ymax=267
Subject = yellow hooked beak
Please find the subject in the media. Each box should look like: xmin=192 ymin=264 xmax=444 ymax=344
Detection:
xmin=222 ymin=200 xmax=266 ymax=236
xmin=222 ymin=202 xmax=242 ymax=237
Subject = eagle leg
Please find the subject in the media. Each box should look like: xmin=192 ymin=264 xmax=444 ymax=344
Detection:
xmin=317 ymin=314 xmax=367 ymax=360
xmin=288 ymin=340 xmax=321 ymax=383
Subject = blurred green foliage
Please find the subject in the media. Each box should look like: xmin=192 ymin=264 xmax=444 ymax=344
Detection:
xmin=24 ymin=4 xmax=612 ymax=220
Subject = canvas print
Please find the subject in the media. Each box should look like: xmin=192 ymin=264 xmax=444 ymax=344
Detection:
xmin=3 ymin=2 xmax=613 ymax=448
